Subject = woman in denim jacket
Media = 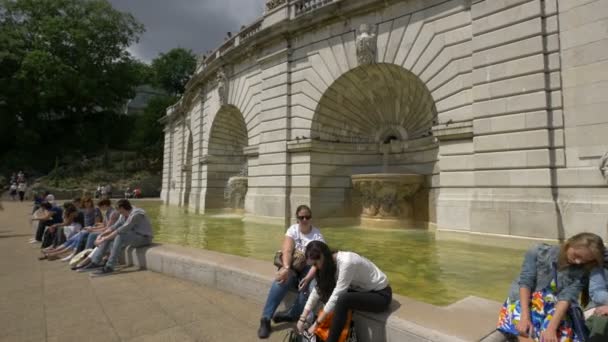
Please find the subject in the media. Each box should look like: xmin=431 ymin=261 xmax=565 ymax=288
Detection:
xmin=497 ymin=233 xmax=604 ymax=342
xmin=586 ymin=250 xmax=608 ymax=341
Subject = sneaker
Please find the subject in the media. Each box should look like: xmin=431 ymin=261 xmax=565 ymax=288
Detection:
xmin=28 ymin=239 xmax=39 ymax=244
xmin=272 ymin=311 xmax=296 ymax=324
xmin=257 ymin=318 xmax=271 ymax=339
xmin=90 ymin=266 xmax=114 ymax=277
xmin=76 ymin=262 xmax=103 ymax=273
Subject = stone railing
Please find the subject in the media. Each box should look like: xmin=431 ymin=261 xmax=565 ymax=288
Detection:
xmin=292 ymin=0 xmax=335 ymax=17
xmin=240 ymin=20 xmax=262 ymax=42
xmin=195 ymin=20 xmax=263 ymax=74
xmin=266 ymin=0 xmax=287 ymax=12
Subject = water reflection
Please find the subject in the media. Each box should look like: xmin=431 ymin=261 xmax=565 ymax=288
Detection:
xmin=138 ymin=200 xmax=523 ymax=306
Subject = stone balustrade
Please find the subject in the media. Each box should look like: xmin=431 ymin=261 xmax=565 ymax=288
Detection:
xmin=292 ymin=0 xmax=335 ymax=17
xmin=265 ymin=0 xmax=287 ymax=12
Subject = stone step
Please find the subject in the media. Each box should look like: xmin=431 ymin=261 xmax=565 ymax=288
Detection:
xmin=122 ymin=243 xmax=504 ymax=342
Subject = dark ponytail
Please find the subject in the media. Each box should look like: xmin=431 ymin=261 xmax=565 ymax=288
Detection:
xmin=305 ymin=241 xmax=337 ymax=302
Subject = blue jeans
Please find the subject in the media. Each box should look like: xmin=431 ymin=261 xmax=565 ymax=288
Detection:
xmin=85 ymin=232 xmax=101 ymax=249
xmin=64 ymin=231 xmax=89 ymax=250
xmin=90 ymin=230 xmax=151 ymax=269
xmin=261 ymin=266 xmax=315 ymax=320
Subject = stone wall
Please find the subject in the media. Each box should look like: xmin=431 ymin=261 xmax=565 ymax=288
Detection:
xmin=160 ymin=0 xmax=608 ymax=240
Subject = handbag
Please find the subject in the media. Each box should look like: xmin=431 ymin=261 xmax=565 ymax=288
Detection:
xmin=274 ymin=249 xmax=307 ymax=273
xmin=553 ymin=263 xmax=590 ymax=341
xmin=273 ymin=228 xmax=308 ymax=272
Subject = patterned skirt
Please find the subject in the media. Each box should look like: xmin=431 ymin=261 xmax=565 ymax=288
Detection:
xmin=497 ymin=282 xmax=581 ymax=342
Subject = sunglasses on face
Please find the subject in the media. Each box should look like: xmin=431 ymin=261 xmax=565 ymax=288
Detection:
xmin=297 ymin=215 xmax=311 ymax=221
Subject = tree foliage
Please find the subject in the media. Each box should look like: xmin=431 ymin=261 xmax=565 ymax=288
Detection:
xmin=151 ymin=47 xmax=196 ymax=95
xmin=0 ymin=0 xmax=145 ymax=173
xmin=129 ymin=94 xmax=177 ymax=156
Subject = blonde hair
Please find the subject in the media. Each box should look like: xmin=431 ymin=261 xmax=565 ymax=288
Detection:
xmin=558 ymin=232 xmax=605 ymax=270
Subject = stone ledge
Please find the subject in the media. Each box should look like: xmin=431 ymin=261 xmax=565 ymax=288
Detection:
xmin=123 ymin=243 xmax=505 ymax=342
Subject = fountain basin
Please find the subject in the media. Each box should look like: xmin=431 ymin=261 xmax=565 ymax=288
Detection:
xmin=351 ymin=173 xmax=425 ymax=228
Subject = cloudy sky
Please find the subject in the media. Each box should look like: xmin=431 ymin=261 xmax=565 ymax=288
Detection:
xmin=107 ymin=0 xmax=266 ymax=62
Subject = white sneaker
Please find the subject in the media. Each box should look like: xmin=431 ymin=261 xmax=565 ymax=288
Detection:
xmin=28 ymin=239 xmax=39 ymax=244
xmin=61 ymin=254 xmax=75 ymax=262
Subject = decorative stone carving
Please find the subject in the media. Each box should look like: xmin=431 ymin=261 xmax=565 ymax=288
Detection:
xmin=224 ymin=176 xmax=248 ymax=210
xmin=265 ymin=0 xmax=286 ymax=12
xmin=356 ymin=24 xmax=377 ymax=65
xmin=216 ymin=68 xmax=228 ymax=106
xmin=601 ymin=152 xmax=608 ymax=182
xmin=351 ymin=173 xmax=424 ymax=226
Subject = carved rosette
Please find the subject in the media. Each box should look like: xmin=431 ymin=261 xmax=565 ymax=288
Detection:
xmin=356 ymin=24 xmax=377 ymax=65
xmin=601 ymin=152 xmax=608 ymax=183
xmin=216 ymin=68 xmax=228 ymax=106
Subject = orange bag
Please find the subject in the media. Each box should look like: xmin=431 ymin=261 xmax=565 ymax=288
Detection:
xmin=314 ymin=309 xmax=353 ymax=342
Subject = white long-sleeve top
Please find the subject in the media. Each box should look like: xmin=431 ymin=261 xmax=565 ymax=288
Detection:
xmin=304 ymin=251 xmax=389 ymax=313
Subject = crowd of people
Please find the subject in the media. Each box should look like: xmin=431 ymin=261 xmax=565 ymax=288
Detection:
xmin=30 ymin=194 xmax=153 ymax=277
xmin=8 ymin=171 xmax=27 ymax=201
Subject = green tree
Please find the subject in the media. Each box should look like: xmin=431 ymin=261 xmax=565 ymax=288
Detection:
xmin=151 ymin=48 xmax=196 ymax=95
xmin=129 ymin=94 xmax=176 ymax=156
xmin=0 ymin=0 xmax=145 ymax=172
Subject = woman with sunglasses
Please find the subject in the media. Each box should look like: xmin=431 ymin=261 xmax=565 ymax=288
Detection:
xmin=258 ymin=205 xmax=325 ymax=339
xmin=296 ymin=240 xmax=392 ymax=342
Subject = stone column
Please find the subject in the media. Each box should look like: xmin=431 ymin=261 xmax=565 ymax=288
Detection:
xmin=469 ymin=0 xmax=562 ymax=239
xmin=249 ymin=41 xmax=293 ymax=226
xmin=189 ymin=89 xmax=206 ymax=212
xmin=160 ymin=125 xmax=173 ymax=204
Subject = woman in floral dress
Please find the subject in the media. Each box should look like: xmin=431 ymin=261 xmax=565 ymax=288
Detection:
xmin=497 ymin=233 xmax=605 ymax=342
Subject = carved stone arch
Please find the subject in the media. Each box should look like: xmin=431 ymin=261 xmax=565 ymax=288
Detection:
xmin=310 ymin=63 xmax=437 ymax=144
xmin=307 ymin=63 xmax=438 ymax=223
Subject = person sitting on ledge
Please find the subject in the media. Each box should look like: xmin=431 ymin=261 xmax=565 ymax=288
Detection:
xmin=586 ymin=248 xmax=608 ymax=341
xmin=296 ymin=240 xmax=392 ymax=342
xmin=258 ymin=205 xmax=324 ymax=339
xmin=79 ymin=199 xmax=153 ymax=276
xmin=497 ymin=233 xmax=605 ymax=342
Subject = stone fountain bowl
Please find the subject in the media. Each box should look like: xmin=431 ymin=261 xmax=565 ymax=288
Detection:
xmin=351 ymin=173 xmax=426 ymax=229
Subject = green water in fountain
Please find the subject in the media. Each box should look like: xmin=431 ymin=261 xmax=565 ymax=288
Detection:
xmin=135 ymin=200 xmax=524 ymax=306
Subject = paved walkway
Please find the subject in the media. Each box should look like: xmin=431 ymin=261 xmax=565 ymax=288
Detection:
xmin=0 ymin=201 xmax=288 ymax=342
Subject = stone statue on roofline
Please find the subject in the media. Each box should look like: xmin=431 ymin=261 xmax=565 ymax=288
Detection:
xmin=356 ymin=23 xmax=377 ymax=65
xmin=216 ymin=68 xmax=228 ymax=106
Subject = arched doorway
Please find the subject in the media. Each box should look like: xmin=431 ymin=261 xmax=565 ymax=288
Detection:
xmin=205 ymin=105 xmax=248 ymax=210
xmin=309 ymin=63 xmax=438 ymax=223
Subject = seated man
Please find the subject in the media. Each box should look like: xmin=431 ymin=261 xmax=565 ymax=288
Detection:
xmin=80 ymin=199 xmax=153 ymax=276
xmin=34 ymin=201 xmax=63 ymax=245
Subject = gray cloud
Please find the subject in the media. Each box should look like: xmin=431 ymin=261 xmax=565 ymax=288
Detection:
xmin=108 ymin=0 xmax=266 ymax=62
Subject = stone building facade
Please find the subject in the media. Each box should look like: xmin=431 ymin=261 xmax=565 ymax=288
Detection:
xmin=160 ymin=0 xmax=608 ymax=240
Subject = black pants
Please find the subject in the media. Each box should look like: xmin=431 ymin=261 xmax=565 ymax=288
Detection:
xmin=18 ymin=191 xmax=24 ymax=201
xmin=35 ymin=221 xmax=48 ymax=241
xmin=41 ymin=227 xmax=65 ymax=248
xmin=327 ymin=286 xmax=392 ymax=342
